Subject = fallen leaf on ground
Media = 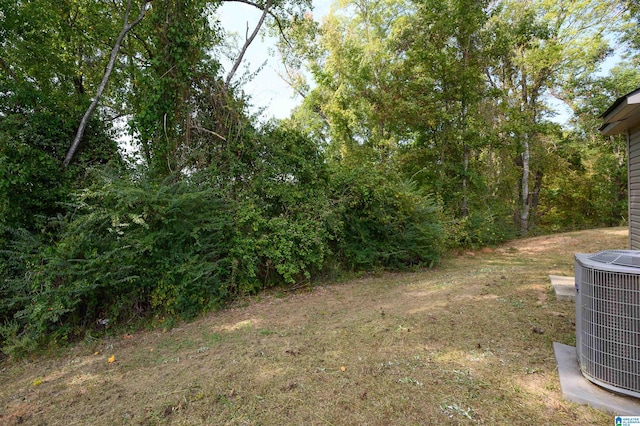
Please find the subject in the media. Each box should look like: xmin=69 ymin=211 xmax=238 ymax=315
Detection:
xmin=108 ymin=354 xmax=115 ymax=363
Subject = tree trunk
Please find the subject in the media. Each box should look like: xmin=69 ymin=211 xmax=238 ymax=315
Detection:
xmin=529 ymin=170 xmax=543 ymax=231
xmin=520 ymin=132 xmax=531 ymax=235
xmin=461 ymin=146 xmax=469 ymax=218
xmin=63 ymin=0 xmax=149 ymax=167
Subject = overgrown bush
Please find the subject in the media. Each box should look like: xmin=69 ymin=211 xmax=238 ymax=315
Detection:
xmin=234 ymin=126 xmax=333 ymax=285
xmin=0 ymin=127 xmax=336 ymax=356
xmin=330 ymin=163 xmax=445 ymax=270
xmin=0 ymin=127 xmax=449 ymax=357
xmin=0 ymin=227 xmax=47 ymax=355
xmin=0 ymin=176 xmax=235 ymax=355
xmin=0 ymin=110 xmax=118 ymax=234
xmin=447 ymin=207 xmax=516 ymax=249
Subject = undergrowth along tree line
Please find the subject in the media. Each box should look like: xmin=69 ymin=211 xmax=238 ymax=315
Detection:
xmin=0 ymin=0 xmax=638 ymax=356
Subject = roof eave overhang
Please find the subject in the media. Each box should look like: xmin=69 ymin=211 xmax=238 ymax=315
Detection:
xmin=600 ymin=89 xmax=640 ymax=136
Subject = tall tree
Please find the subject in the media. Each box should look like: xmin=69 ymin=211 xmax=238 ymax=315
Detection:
xmin=289 ymin=0 xmax=415 ymax=161
xmin=398 ymin=0 xmax=491 ymax=219
xmin=0 ymin=0 xmax=121 ymax=231
xmin=620 ymin=0 xmax=640 ymax=63
xmin=64 ymin=0 xmax=150 ymax=167
xmin=486 ymin=0 xmax=623 ymax=234
xmin=128 ymin=0 xmax=219 ymax=177
xmin=126 ymin=0 xmax=312 ymax=177
xmin=539 ymin=63 xmax=640 ymax=230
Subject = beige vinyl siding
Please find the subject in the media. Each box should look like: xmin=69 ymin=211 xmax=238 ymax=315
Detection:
xmin=629 ymin=128 xmax=640 ymax=249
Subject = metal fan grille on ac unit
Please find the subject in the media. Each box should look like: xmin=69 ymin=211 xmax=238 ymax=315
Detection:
xmin=589 ymin=250 xmax=640 ymax=268
xmin=575 ymin=253 xmax=640 ymax=398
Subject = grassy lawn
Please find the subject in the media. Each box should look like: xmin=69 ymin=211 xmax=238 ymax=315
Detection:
xmin=0 ymin=227 xmax=629 ymax=425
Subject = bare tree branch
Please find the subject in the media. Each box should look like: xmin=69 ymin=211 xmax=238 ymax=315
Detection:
xmin=225 ymin=0 xmax=294 ymax=49
xmin=225 ymin=0 xmax=274 ymax=88
xmin=63 ymin=0 xmax=150 ymax=167
xmin=130 ymin=31 xmax=154 ymax=61
xmin=275 ymin=65 xmax=307 ymax=99
xmin=192 ymin=124 xmax=227 ymax=141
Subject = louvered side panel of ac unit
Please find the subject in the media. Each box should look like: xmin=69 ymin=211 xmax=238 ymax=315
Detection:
xmin=575 ymin=257 xmax=640 ymax=398
xmin=575 ymin=257 xmax=584 ymax=359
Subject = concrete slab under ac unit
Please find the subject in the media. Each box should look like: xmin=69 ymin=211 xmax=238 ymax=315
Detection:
xmin=553 ymin=342 xmax=640 ymax=415
xmin=549 ymin=275 xmax=575 ymax=301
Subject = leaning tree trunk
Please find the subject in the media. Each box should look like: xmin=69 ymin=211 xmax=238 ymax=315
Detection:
xmin=224 ymin=0 xmax=273 ymax=88
xmin=63 ymin=0 xmax=150 ymax=167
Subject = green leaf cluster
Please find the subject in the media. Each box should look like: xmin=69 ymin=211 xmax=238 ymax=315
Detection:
xmin=1 ymin=176 xmax=234 ymax=354
xmin=0 ymin=121 xmax=448 ymax=356
xmin=330 ymin=161 xmax=444 ymax=269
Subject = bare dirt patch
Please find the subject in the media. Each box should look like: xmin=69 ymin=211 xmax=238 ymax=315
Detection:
xmin=0 ymin=227 xmax=628 ymax=425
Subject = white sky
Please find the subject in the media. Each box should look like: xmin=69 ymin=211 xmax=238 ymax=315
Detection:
xmin=216 ymin=0 xmax=332 ymax=121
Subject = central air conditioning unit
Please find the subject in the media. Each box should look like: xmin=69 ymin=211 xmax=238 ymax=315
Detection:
xmin=575 ymin=250 xmax=640 ymax=398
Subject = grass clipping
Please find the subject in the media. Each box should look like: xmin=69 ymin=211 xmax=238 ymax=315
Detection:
xmin=0 ymin=227 xmax=628 ymax=425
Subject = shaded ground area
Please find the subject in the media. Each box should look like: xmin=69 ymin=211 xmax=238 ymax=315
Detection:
xmin=0 ymin=227 xmax=629 ymax=425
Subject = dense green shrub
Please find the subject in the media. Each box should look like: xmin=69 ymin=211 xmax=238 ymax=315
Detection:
xmin=447 ymin=207 xmax=516 ymax=249
xmin=0 ymin=227 xmax=46 ymax=355
xmin=212 ymin=125 xmax=334 ymax=289
xmin=330 ymin=163 xmax=445 ymax=270
xmin=0 ymin=110 xmax=118 ymax=234
xmin=0 ymin=127 xmax=448 ymax=357
xmin=0 ymin=127 xmax=336 ymax=355
xmin=0 ymin=176 xmax=236 ymax=355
